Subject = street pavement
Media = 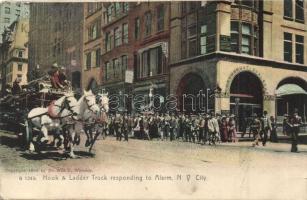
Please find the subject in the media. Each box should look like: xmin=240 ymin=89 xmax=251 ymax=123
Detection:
xmin=1 ymin=130 xmax=307 ymax=199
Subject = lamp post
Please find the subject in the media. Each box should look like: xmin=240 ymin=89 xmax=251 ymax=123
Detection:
xmin=119 ymin=90 xmax=123 ymax=113
xmin=206 ymin=88 xmax=210 ymax=113
xmin=149 ymin=85 xmax=153 ymax=111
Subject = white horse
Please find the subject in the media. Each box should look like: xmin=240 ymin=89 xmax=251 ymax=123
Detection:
xmin=82 ymin=92 xmax=109 ymax=152
xmin=62 ymin=90 xmax=100 ymax=158
xmin=26 ymin=93 xmax=79 ymax=152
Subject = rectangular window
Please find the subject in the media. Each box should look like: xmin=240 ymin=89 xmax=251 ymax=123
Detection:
xmin=145 ymin=12 xmax=152 ymax=36
xmin=241 ymin=0 xmax=253 ymax=7
xmin=105 ymin=32 xmax=111 ymax=52
xmin=18 ymin=64 xmax=22 ymax=71
xmin=86 ymin=52 xmax=91 ymax=69
xmin=95 ymin=49 xmax=101 ymax=67
xmin=16 ymin=10 xmax=20 ymax=15
xmin=4 ymin=18 xmax=10 ymax=23
xmin=105 ymin=62 xmax=110 ymax=80
xmin=122 ymin=23 xmax=128 ymax=44
xmin=113 ymin=58 xmax=119 ymax=78
xmin=241 ymin=23 xmax=251 ymax=54
xmin=106 ymin=5 xmax=113 ymax=23
xmin=295 ymin=35 xmax=304 ymax=64
xmin=295 ymin=0 xmax=304 ymax=22
xmin=187 ymin=24 xmax=197 ymax=57
xmin=5 ymin=7 xmax=10 ymax=14
xmin=284 ymin=0 xmax=293 ymax=19
xmin=18 ymin=51 xmax=23 ymax=58
xmin=200 ymin=25 xmax=207 ymax=54
xmin=122 ymin=55 xmax=128 ymax=76
xmin=114 ymin=27 xmax=122 ymax=47
xmin=135 ymin=18 xmax=140 ymax=39
xmin=284 ymin=32 xmax=293 ymax=62
xmin=123 ymin=2 xmax=129 ymax=13
xmin=114 ymin=2 xmax=121 ymax=16
xmin=157 ymin=5 xmax=164 ymax=32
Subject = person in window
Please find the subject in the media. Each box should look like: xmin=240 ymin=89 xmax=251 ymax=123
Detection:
xmin=12 ymin=78 xmax=22 ymax=95
xmin=50 ymin=64 xmax=64 ymax=89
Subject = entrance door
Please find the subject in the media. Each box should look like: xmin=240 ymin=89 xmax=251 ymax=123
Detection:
xmin=176 ymin=73 xmax=205 ymax=113
xmin=230 ymin=72 xmax=263 ymax=132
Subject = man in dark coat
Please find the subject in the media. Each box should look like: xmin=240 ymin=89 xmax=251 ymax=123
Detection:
xmin=288 ymin=109 xmax=302 ymax=152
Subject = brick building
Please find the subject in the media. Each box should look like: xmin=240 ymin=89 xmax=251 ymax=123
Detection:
xmin=169 ymin=1 xmax=307 ymax=129
xmin=85 ymin=2 xmax=171 ymax=112
xmin=28 ymin=3 xmax=83 ymax=90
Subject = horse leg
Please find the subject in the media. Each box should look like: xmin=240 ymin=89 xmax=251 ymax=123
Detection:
xmin=68 ymin=127 xmax=77 ymax=158
xmin=40 ymin=125 xmax=49 ymax=143
xmin=84 ymin=126 xmax=91 ymax=147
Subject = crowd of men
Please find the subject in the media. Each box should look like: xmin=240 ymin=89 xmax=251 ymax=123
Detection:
xmin=101 ymin=109 xmax=303 ymax=152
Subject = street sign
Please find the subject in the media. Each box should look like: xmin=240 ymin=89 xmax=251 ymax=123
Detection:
xmin=125 ymin=70 xmax=134 ymax=83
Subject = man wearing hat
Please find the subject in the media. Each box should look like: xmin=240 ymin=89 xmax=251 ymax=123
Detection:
xmin=261 ymin=110 xmax=272 ymax=146
xmin=50 ymin=63 xmax=64 ymax=89
xmin=288 ymin=108 xmax=302 ymax=152
xmin=58 ymin=66 xmax=68 ymax=87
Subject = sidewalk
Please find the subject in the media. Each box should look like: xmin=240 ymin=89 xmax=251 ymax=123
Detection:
xmin=237 ymin=131 xmax=307 ymax=144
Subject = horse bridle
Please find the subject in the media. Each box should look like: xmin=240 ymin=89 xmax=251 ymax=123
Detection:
xmin=84 ymin=95 xmax=97 ymax=113
xmin=54 ymin=96 xmax=78 ymax=118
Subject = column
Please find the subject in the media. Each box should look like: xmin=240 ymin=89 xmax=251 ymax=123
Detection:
xmin=263 ymin=95 xmax=276 ymax=117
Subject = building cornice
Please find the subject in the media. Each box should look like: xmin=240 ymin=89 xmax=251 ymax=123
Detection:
xmin=169 ymin=51 xmax=307 ymax=72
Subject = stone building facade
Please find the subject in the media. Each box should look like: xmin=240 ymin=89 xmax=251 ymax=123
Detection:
xmin=82 ymin=2 xmax=103 ymax=92
xmin=169 ymin=1 xmax=307 ymax=128
xmin=0 ymin=18 xmax=29 ymax=93
xmin=28 ymin=3 xmax=83 ymax=90
xmin=0 ymin=1 xmax=29 ymax=43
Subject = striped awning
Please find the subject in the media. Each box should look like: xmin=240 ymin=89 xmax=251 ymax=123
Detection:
xmin=276 ymin=84 xmax=307 ymax=97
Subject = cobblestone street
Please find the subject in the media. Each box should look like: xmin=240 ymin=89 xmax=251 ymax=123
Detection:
xmin=1 ymin=130 xmax=307 ymax=199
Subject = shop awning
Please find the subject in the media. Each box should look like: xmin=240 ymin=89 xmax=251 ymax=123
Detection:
xmin=276 ymin=84 xmax=307 ymax=97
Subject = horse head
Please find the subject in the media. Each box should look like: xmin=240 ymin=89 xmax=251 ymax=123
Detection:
xmin=82 ymin=90 xmax=100 ymax=115
xmin=97 ymin=92 xmax=109 ymax=113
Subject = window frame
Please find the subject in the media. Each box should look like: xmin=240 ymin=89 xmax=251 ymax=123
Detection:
xmin=114 ymin=27 xmax=122 ymax=47
xmin=122 ymin=23 xmax=128 ymax=44
xmin=5 ymin=7 xmax=10 ymax=14
xmin=134 ymin=17 xmax=140 ymax=40
xmin=144 ymin=12 xmax=152 ymax=37
xmin=284 ymin=32 xmax=293 ymax=62
xmin=157 ymin=5 xmax=165 ymax=32
xmin=295 ymin=34 xmax=304 ymax=64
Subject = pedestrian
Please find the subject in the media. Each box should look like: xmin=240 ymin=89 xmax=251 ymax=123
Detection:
xmin=282 ymin=114 xmax=290 ymax=136
xmin=127 ymin=114 xmax=134 ymax=137
xmin=164 ymin=113 xmax=171 ymax=141
xmin=198 ymin=114 xmax=205 ymax=144
xmin=143 ymin=115 xmax=150 ymax=140
xmin=212 ymin=113 xmax=221 ymax=142
xmin=228 ymin=115 xmax=236 ymax=142
xmin=270 ymin=116 xmax=278 ymax=143
xmin=288 ymin=109 xmax=302 ymax=152
xmin=260 ymin=111 xmax=272 ymax=146
xmin=122 ymin=114 xmax=129 ymax=141
xmin=114 ymin=113 xmax=122 ymax=141
xmin=251 ymin=113 xmax=262 ymax=147
xmin=220 ymin=115 xmax=228 ymax=142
